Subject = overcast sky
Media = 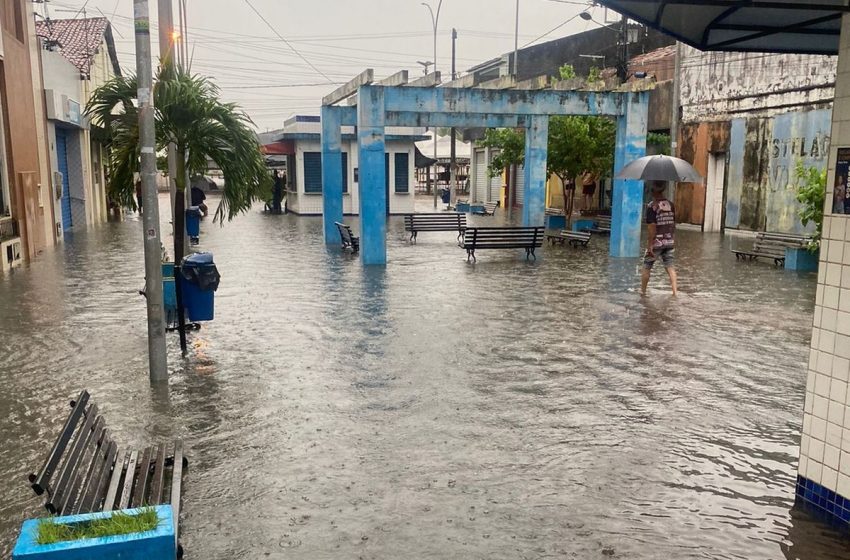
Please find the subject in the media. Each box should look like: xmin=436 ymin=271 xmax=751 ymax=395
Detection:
xmin=46 ymin=0 xmax=615 ymax=130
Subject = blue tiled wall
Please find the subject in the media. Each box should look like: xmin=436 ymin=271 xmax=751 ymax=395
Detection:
xmin=796 ymin=475 xmax=850 ymax=527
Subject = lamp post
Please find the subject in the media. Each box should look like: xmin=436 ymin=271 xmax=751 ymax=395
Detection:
xmin=422 ymin=0 xmax=443 ymax=208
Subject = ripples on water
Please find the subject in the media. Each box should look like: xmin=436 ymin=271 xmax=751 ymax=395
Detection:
xmin=0 ymin=194 xmax=848 ymax=559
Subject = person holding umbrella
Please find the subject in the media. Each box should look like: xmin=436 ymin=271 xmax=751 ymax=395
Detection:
xmin=617 ymin=154 xmax=703 ymax=297
xmin=642 ymin=181 xmax=678 ymax=296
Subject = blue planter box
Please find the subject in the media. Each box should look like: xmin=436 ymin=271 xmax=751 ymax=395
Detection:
xmin=785 ymin=247 xmax=819 ymax=271
xmin=573 ymin=219 xmax=595 ymax=232
xmin=469 ymin=204 xmax=485 ymax=214
xmin=13 ymin=505 xmax=176 ymax=560
xmin=545 ymin=215 xmax=567 ymax=230
xmin=456 ymin=202 xmax=470 ymax=213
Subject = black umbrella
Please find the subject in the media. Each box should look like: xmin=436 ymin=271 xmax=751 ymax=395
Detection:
xmin=616 ymin=155 xmax=703 ymax=183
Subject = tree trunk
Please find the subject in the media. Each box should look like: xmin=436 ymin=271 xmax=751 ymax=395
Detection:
xmin=174 ymin=148 xmax=188 ymax=356
xmin=561 ymin=174 xmax=574 ymax=229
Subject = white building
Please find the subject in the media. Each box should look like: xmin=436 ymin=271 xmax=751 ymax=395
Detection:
xmin=277 ymin=116 xmax=428 ymax=216
xmin=36 ymin=17 xmax=121 ymax=235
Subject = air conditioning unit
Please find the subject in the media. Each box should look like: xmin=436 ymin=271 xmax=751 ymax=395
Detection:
xmin=1 ymin=236 xmax=22 ymax=273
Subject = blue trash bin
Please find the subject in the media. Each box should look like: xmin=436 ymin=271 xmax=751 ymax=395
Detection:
xmin=186 ymin=206 xmax=201 ymax=241
xmin=440 ymin=188 xmax=451 ymax=204
xmin=180 ymin=253 xmax=220 ymax=322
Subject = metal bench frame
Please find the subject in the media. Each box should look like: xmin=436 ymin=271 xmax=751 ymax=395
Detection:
xmin=403 ymin=213 xmax=467 ymax=243
xmin=335 ymin=221 xmax=360 ymax=253
xmin=472 ymin=201 xmax=500 ymax=216
xmin=581 ymin=216 xmax=611 ymax=235
xmin=732 ymin=232 xmax=811 ymax=267
xmin=547 ymin=230 xmax=592 ymax=247
xmin=28 ymin=391 xmax=187 ymax=556
xmin=460 ymin=226 xmax=544 ymax=262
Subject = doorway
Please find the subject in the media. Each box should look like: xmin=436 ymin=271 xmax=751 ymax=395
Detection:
xmin=704 ymin=153 xmax=726 ymax=233
xmin=56 ymin=128 xmax=72 ymax=231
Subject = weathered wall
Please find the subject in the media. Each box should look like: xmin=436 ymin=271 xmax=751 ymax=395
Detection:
xmin=648 ymin=80 xmax=672 ymax=132
xmin=680 ymin=47 xmax=836 ymax=123
xmin=676 ymin=121 xmax=730 ymax=225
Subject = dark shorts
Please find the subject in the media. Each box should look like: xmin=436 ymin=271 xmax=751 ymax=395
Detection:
xmin=644 ymin=247 xmax=675 ymax=269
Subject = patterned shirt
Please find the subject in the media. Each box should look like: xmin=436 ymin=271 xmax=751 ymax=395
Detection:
xmin=646 ymin=199 xmax=676 ymax=249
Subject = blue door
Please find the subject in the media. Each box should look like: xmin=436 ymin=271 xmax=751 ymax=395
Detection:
xmin=56 ymin=128 xmax=72 ymax=230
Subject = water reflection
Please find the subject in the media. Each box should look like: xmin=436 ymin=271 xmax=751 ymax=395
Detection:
xmin=0 ymin=195 xmax=847 ymax=559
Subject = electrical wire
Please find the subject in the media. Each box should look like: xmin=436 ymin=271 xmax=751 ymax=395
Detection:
xmin=242 ymin=0 xmax=334 ymax=83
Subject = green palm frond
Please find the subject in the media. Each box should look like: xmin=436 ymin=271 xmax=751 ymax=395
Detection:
xmin=87 ymin=65 xmax=271 ymax=222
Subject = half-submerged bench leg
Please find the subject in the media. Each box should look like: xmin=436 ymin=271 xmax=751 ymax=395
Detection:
xmin=410 ymin=231 xmax=417 ymax=243
xmin=467 ymin=249 xmax=475 ymax=263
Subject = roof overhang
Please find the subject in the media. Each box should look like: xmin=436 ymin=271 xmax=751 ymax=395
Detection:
xmin=596 ymin=0 xmax=850 ymax=55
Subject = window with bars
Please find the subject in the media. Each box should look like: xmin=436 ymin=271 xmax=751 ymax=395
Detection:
xmin=394 ymin=153 xmax=409 ymax=193
xmin=303 ymin=152 xmax=322 ymax=193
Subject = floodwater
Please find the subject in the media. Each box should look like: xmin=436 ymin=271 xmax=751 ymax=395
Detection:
xmin=1 ymin=193 xmax=848 ymax=560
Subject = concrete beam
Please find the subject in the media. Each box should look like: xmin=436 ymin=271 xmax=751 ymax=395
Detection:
xmin=357 ymin=85 xmax=387 ymax=265
xmin=385 ymin=110 xmax=525 ymax=129
xmin=321 ymin=105 xmax=344 ymax=245
xmin=478 ymin=76 xmax=517 ymax=90
xmin=322 ymin=69 xmax=374 ymax=106
xmin=522 ymin=116 xmax=549 ymax=229
xmin=378 ymin=70 xmax=409 ymax=86
xmin=552 ymin=78 xmax=586 ymax=91
xmin=441 ymin=74 xmax=476 ymax=89
xmin=408 ymin=71 xmax=441 ymax=88
xmin=515 ymin=75 xmax=551 ymax=91
xmin=382 ymin=85 xmax=624 ymax=117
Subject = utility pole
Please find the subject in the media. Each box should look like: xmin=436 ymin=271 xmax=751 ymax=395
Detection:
xmin=618 ymin=13 xmax=629 ymax=82
xmin=670 ymin=41 xmax=682 ymax=200
xmin=450 ymin=28 xmax=458 ymax=205
xmin=135 ymin=0 xmax=168 ymax=382
xmin=423 ymin=0 xmax=442 ymax=208
xmin=513 ymin=0 xmax=520 ymax=77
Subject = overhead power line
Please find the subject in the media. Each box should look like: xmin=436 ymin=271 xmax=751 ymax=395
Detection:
xmin=242 ymin=0 xmax=334 ymax=83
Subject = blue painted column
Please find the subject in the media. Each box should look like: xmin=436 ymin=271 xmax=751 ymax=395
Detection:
xmin=522 ymin=115 xmax=550 ymax=228
xmin=610 ymin=91 xmax=649 ymax=258
xmin=321 ymin=105 xmax=344 ymax=245
xmin=357 ymin=85 xmax=387 ymax=265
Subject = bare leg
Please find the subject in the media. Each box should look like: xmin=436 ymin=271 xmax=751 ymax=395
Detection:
xmin=641 ymin=267 xmax=651 ymax=296
xmin=666 ymin=267 xmax=678 ymax=296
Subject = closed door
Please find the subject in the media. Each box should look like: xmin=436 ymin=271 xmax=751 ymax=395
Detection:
xmin=488 ymin=149 xmax=502 ymax=203
xmin=704 ymin=153 xmax=725 ymax=233
xmin=473 ymin=149 xmax=487 ymax=202
xmin=56 ymin=129 xmax=72 ymax=230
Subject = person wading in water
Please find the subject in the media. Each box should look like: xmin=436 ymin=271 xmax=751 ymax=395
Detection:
xmin=641 ymin=181 xmax=678 ymax=296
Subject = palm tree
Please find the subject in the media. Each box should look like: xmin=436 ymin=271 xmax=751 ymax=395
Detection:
xmin=86 ymin=65 xmax=271 ymax=260
xmin=87 ymin=65 xmax=271 ymax=352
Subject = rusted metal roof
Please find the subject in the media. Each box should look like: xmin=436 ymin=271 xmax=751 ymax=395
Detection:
xmin=596 ymin=0 xmax=849 ymax=55
xmin=35 ymin=17 xmax=121 ymax=76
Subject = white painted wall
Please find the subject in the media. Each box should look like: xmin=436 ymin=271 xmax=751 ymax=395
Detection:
xmin=288 ymin=138 xmax=416 ymax=216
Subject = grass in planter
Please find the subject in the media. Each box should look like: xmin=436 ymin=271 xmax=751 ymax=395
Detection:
xmin=36 ymin=507 xmax=159 ymax=545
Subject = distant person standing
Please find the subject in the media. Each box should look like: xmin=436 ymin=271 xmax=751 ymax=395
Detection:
xmin=581 ymin=171 xmax=597 ymax=212
xmin=272 ymin=170 xmax=283 ymax=214
xmin=190 ymin=179 xmax=208 ymax=217
xmin=641 ymin=181 xmax=678 ymax=296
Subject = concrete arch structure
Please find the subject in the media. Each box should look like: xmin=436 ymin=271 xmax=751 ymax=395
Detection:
xmin=320 ymin=73 xmax=649 ymax=265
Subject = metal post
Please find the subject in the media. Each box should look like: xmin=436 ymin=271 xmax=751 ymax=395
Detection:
xmin=618 ymin=13 xmax=629 ymax=82
xmin=424 ymin=0 xmax=443 ymax=208
xmin=450 ymin=28 xmax=458 ymax=205
xmin=157 ymin=0 xmax=179 ymax=231
xmin=134 ymin=0 xmax=168 ymax=382
xmin=670 ymin=41 xmax=681 ymax=201
xmin=513 ymin=0 xmax=520 ymax=77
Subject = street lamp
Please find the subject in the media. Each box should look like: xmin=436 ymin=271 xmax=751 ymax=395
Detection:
xmin=417 ymin=60 xmax=434 ymax=75
xmin=422 ymin=0 xmax=443 ymax=207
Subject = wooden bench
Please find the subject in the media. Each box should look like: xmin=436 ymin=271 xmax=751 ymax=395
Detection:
xmin=545 ymin=207 xmax=565 ymax=216
xmin=335 ymin=221 xmax=360 ymax=253
xmin=403 ymin=213 xmax=467 ymax=243
xmin=547 ymin=230 xmax=592 ymax=247
xmin=460 ymin=226 xmax=544 ymax=262
xmin=583 ymin=215 xmax=611 ymax=235
xmin=472 ymin=201 xmax=500 ymax=216
xmin=28 ymin=391 xmax=187 ymax=555
xmin=732 ymin=232 xmax=811 ymax=267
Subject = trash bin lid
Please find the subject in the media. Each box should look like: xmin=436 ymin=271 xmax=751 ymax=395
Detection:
xmin=183 ymin=252 xmax=214 ymax=266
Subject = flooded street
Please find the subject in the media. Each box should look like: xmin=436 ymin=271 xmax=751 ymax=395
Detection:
xmin=1 ymin=194 xmax=848 ymax=559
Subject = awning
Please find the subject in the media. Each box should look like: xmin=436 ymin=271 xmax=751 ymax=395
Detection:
xmin=595 ymin=1 xmax=850 ymax=55
xmin=415 ymin=146 xmax=438 ymax=168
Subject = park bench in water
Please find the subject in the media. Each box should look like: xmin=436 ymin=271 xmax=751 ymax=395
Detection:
xmin=335 ymin=221 xmax=360 ymax=253
xmin=403 ymin=212 xmax=467 ymax=243
xmin=460 ymin=226 xmax=544 ymax=262
xmin=472 ymin=201 xmax=499 ymax=216
xmin=582 ymin=215 xmax=611 ymax=235
xmin=28 ymin=390 xmax=187 ymax=557
xmin=546 ymin=230 xmax=592 ymax=247
xmin=732 ymin=232 xmax=811 ymax=267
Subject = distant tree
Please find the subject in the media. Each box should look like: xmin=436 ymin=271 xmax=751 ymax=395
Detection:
xmin=587 ymin=66 xmax=602 ymax=83
xmin=795 ymin=161 xmax=826 ymax=252
xmin=480 ymin=128 xmax=525 ymax=178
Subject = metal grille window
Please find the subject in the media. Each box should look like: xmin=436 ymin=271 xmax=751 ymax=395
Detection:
xmin=303 ymin=152 xmax=322 ymax=193
xmin=394 ymin=153 xmax=409 ymax=193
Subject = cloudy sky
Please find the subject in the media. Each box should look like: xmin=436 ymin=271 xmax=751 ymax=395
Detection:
xmin=45 ymin=0 xmax=615 ymax=130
